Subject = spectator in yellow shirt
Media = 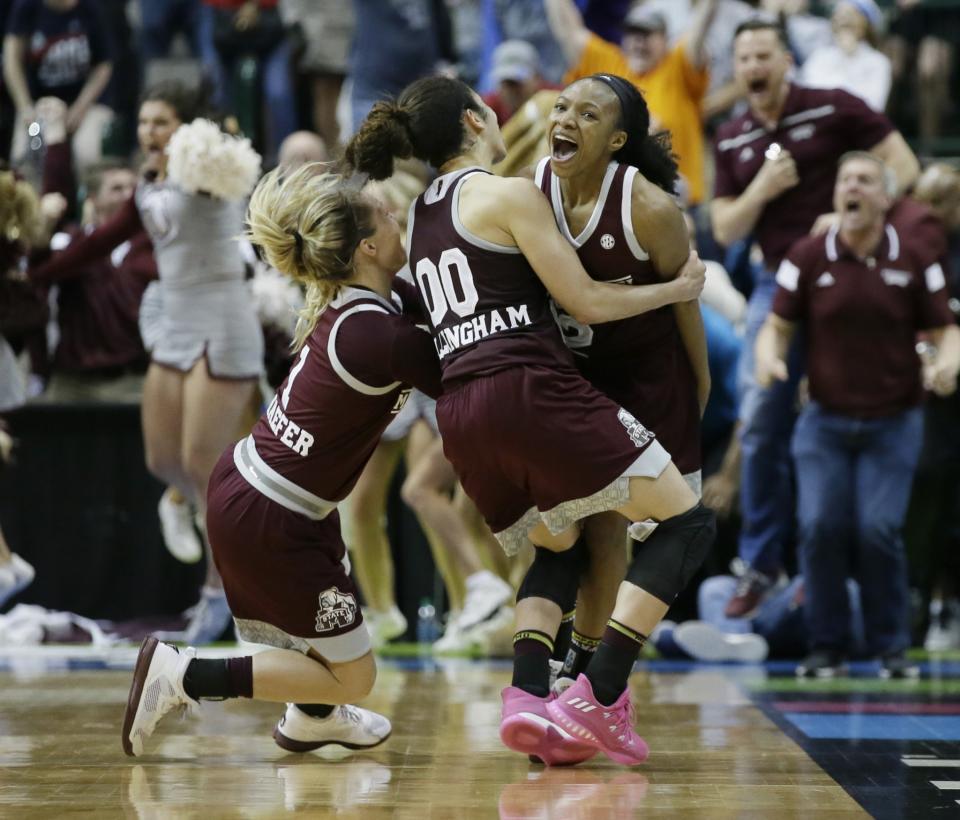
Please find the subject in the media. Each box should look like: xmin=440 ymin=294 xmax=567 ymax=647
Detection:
xmin=545 ymin=0 xmax=718 ymax=205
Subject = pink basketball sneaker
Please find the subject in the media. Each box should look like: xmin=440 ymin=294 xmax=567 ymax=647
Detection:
xmin=499 ymin=686 xmax=595 ymax=766
xmin=546 ymin=675 xmax=649 ymax=766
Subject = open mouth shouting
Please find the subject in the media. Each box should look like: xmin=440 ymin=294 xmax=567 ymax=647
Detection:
xmin=747 ymin=78 xmax=769 ymax=95
xmin=551 ymin=133 xmax=579 ymax=164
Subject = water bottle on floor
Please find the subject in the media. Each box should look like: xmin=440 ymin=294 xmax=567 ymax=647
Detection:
xmin=416 ymin=598 xmax=439 ymax=648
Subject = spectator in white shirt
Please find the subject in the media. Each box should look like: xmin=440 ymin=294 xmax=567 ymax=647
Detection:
xmin=801 ymin=0 xmax=892 ymax=112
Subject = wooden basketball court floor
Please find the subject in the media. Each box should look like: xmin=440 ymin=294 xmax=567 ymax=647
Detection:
xmin=3 ymin=648 xmax=960 ymax=818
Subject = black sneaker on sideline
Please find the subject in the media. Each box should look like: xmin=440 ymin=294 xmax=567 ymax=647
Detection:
xmin=796 ymin=650 xmax=848 ymax=679
xmin=879 ymin=651 xmax=920 ymax=680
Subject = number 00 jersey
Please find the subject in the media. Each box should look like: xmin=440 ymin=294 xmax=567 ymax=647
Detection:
xmin=406 ymin=167 xmax=573 ymax=385
xmin=239 ymin=282 xmax=441 ymax=515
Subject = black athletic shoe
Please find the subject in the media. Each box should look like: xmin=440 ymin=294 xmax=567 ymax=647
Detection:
xmin=879 ymin=651 xmax=920 ymax=680
xmin=796 ymin=650 xmax=848 ymax=679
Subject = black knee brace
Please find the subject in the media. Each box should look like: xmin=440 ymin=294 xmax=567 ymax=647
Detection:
xmin=516 ymin=539 xmax=586 ymax=610
xmin=625 ymin=503 xmax=716 ymax=604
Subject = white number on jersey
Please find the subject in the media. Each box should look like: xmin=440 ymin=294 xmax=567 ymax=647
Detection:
xmin=281 ymin=345 xmax=310 ymax=409
xmin=551 ymin=303 xmax=594 ymax=351
xmin=415 ymin=249 xmax=480 ymax=325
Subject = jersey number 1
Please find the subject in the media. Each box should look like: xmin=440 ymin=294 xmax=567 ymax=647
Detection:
xmin=415 ymin=248 xmax=479 ymax=326
xmin=281 ymin=345 xmax=310 ymax=409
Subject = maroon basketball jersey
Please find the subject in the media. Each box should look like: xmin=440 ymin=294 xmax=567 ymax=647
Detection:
xmin=243 ymin=285 xmax=440 ymax=510
xmin=406 ymin=167 xmax=572 ymax=383
xmin=535 ymin=158 xmax=680 ymax=362
xmin=536 ymin=158 xmax=701 ymax=473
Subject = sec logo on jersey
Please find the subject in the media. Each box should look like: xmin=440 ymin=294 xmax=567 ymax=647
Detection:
xmin=600 ymin=234 xmax=615 ymax=250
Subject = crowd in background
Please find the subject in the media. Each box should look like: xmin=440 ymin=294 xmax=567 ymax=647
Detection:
xmin=1 ymin=0 xmax=960 ymax=673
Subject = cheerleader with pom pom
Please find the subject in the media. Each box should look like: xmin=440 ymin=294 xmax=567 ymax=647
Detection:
xmin=29 ymin=82 xmax=265 ymax=643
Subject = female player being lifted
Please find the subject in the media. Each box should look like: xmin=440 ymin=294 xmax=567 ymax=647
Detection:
xmin=536 ymin=74 xmax=708 ymax=689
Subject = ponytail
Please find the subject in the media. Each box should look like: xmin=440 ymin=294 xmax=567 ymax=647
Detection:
xmin=346 ymin=76 xmax=483 ymax=178
xmin=344 ymin=101 xmax=414 ymax=182
xmin=245 ymin=163 xmax=376 ymax=350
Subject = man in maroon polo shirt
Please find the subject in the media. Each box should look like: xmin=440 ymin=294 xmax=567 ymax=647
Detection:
xmin=710 ymin=16 xmax=920 ymax=618
xmin=755 ymin=152 xmax=960 ymax=679
xmin=29 ymin=97 xmax=156 ymax=403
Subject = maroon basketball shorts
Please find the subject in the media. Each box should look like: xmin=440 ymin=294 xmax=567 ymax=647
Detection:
xmin=583 ymin=353 xmax=702 ymax=489
xmin=436 ymin=364 xmax=671 ymax=555
xmin=206 ymin=449 xmax=370 ymax=662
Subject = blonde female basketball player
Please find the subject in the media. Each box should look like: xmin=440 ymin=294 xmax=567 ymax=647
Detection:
xmin=123 ymin=164 xmax=442 ymax=757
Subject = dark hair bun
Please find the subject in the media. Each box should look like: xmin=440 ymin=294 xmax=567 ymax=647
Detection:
xmin=345 ymin=102 xmax=414 ymax=181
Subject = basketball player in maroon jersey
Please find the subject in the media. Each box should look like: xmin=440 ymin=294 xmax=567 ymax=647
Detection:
xmin=347 ymin=76 xmax=716 ymax=766
xmin=122 ymin=164 xmax=441 ymax=757
xmin=535 ymin=74 xmax=708 ymax=687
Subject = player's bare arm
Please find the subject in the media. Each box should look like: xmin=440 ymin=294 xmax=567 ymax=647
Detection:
xmin=630 ymin=177 xmax=711 ymax=414
xmin=630 ymin=176 xmax=690 ymax=278
xmin=467 ymin=176 xmax=701 ymax=325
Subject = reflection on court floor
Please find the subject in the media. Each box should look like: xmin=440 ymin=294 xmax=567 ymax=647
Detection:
xmin=1 ymin=648 xmax=957 ymax=817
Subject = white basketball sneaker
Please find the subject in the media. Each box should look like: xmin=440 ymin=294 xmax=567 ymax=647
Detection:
xmin=433 ymin=612 xmax=465 ymax=654
xmin=435 ymin=604 xmax=515 ymax=655
xmin=273 ymin=703 xmax=392 ymax=752
xmin=924 ymin=598 xmax=960 ymax=652
xmin=365 ymin=605 xmax=408 ymax=648
xmin=157 ymin=488 xmax=203 ymax=564
xmin=0 ymin=553 xmax=35 ymax=608
xmin=673 ymin=621 xmax=769 ymax=663
xmin=458 ymin=570 xmax=512 ymax=632
xmin=122 ymin=637 xmax=198 ymax=757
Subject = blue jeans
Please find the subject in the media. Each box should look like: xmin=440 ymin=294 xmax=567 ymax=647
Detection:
xmin=792 ymin=403 xmax=923 ymax=655
xmin=736 ymin=274 xmax=805 ymax=575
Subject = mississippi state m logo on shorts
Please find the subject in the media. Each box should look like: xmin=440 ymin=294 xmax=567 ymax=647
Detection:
xmin=618 ymin=408 xmax=654 ymax=448
xmin=315 ymin=587 xmax=358 ymax=633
